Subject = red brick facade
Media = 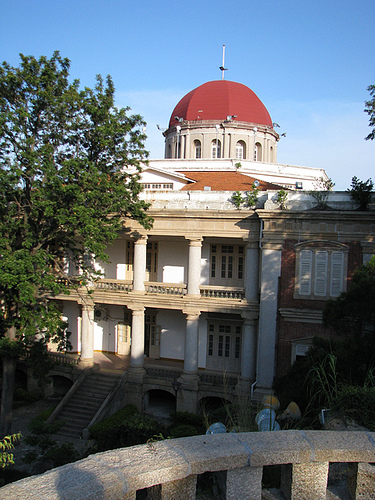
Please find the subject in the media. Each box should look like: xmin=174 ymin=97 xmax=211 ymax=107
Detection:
xmin=275 ymin=239 xmax=363 ymax=378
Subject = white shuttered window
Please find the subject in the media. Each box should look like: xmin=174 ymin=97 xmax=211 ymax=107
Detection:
xmin=297 ymin=248 xmax=346 ymax=299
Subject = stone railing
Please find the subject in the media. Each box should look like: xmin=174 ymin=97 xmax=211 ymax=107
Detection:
xmin=3 ymin=430 xmax=375 ymax=499
xmin=47 ymin=352 xmax=80 ymax=366
xmin=145 ymin=282 xmax=187 ymax=296
xmin=200 ymin=285 xmax=245 ymax=300
xmin=95 ymin=279 xmax=133 ymax=292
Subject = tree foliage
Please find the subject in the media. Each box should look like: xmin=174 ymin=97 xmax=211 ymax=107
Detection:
xmin=364 ymin=84 xmax=375 ymax=141
xmin=347 ymin=176 xmax=374 ymax=211
xmin=323 ymin=257 xmax=375 ymax=336
xmin=0 ymin=52 xmax=152 ymax=434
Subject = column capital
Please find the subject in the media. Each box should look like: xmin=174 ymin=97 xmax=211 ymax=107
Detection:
xmin=185 ymin=236 xmax=203 ymax=245
xmin=133 ymin=234 xmax=148 ymax=245
xmin=182 ymin=309 xmax=201 ymax=320
xmin=127 ymin=304 xmax=145 ymax=314
xmin=261 ymin=240 xmax=284 ymax=251
xmin=241 ymin=312 xmax=258 ymax=324
xmin=81 ymin=299 xmax=95 ymax=310
xmin=243 ymin=239 xmax=259 ymax=249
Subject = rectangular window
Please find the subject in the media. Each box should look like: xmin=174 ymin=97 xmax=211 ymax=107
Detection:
xmin=238 ymin=256 xmax=243 ymax=279
xmin=228 ymin=256 xmax=233 ymax=278
xmin=208 ymin=334 xmax=213 ymax=356
xmin=221 ymin=256 xmax=226 ymax=278
xmin=296 ymin=248 xmax=346 ymax=299
xmin=235 ymin=336 xmax=240 ymax=359
xmin=314 ymin=251 xmax=328 ymax=296
xmin=211 ymin=255 xmax=216 ymax=278
xmin=218 ymin=335 xmax=223 ymax=357
xmin=210 ymin=244 xmax=244 ymax=284
xmin=330 ymin=251 xmax=344 ymax=297
xmin=225 ymin=336 xmax=230 ymax=357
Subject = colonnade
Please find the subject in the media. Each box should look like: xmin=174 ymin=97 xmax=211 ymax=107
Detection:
xmin=78 ymin=234 xmax=283 ymax=403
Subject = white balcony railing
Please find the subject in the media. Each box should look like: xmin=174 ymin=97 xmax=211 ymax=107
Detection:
xmin=94 ymin=280 xmax=245 ymax=300
xmin=3 ymin=430 xmax=375 ymax=499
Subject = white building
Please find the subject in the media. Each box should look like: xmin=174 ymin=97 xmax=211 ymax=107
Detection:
xmin=56 ymin=80 xmax=374 ymax=413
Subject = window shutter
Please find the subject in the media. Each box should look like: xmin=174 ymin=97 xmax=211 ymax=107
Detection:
xmin=314 ymin=251 xmax=328 ymax=296
xmin=299 ymin=250 xmax=312 ymax=295
xmin=330 ymin=251 xmax=344 ymax=296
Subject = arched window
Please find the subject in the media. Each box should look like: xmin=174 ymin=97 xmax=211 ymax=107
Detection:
xmin=270 ymin=146 xmax=274 ymax=163
xmin=236 ymin=141 xmax=246 ymax=160
xmin=211 ymin=139 xmax=221 ymax=159
xmin=175 ymin=141 xmax=181 ymax=158
xmin=254 ymin=142 xmax=262 ymax=161
xmin=167 ymin=144 xmax=172 ymax=159
xmin=194 ymin=140 xmax=202 ymax=159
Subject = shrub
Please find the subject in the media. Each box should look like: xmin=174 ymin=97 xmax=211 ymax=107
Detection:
xmin=332 ymin=386 xmax=375 ymax=431
xmin=168 ymin=424 xmax=199 ymax=439
xmin=89 ymin=404 xmax=138 ymax=441
xmin=90 ymin=405 xmax=165 ymax=451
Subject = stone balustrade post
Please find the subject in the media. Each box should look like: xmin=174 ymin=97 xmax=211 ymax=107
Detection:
xmin=281 ymin=462 xmax=329 ymax=500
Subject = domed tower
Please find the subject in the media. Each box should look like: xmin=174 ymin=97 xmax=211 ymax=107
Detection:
xmin=164 ymin=80 xmax=279 ymax=162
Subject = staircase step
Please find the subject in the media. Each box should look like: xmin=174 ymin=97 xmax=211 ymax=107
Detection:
xmin=50 ymin=371 xmax=120 ymax=438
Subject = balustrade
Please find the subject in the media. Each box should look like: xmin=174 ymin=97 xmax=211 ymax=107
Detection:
xmin=3 ymin=430 xmax=375 ymax=499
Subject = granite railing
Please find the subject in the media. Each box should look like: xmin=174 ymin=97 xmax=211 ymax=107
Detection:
xmin=3 ymin=430 xmax=375 ymax=499
xmin=145 ymin=282 xmax=187 ymax=295
xmin=94 ymin=279 xmax=245 ymax=300
xmin=200 ymin=285 xmax=245 ymax=300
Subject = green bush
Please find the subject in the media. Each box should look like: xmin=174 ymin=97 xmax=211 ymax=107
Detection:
xmin=13 ymin=389 xmax=40 ymax=403
xmin=332 ymin=386 xmax=375 ymax=431
xmin=89 ymin=405 xmax=138 ymax=440
xmin=43 ymin=443 xmax=79 ymax=468
xmin=168 ymin=424 xmax=200 ymax=439
xmin=90 ymin=405 xmax=165 ymax=451
xmin=118 ymin=414 xmax=164 ymax=449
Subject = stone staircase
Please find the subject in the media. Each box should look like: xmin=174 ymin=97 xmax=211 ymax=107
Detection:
xmin=55 ymin=371 xmax=121 ymax=439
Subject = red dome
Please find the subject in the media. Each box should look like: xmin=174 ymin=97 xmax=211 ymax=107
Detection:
xmin=169 ymin=80 xmax=273 ymax=128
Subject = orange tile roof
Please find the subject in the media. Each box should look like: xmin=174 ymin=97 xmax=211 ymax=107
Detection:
xmin=177 ymin=171 xmax=283 ymax=191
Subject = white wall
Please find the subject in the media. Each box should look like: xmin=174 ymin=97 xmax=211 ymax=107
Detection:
xmin=158 ymin=240 xmax=187 ymax=283
xmin=158 ymin=310 xmax=185 ymax=360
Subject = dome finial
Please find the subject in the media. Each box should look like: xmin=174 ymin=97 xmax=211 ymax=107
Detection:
xmin=219 ymin=44 xmax=228 ymax=80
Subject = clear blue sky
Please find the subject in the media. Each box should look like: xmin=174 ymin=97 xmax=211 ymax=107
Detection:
xmin=1 ymin=0 xmax=374 ymax=189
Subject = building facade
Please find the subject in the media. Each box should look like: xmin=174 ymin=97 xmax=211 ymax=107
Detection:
xmin=55 ymin=80 xmax=375 ymax=413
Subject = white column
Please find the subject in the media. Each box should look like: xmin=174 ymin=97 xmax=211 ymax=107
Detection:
xmin=183 ymin=311 xmax=200 ymax=373
xmin=241 ymin=316 xmax=257 ymax=381
xmin=130 ymin=306 xmax=145 ymax=368
xmin=257 ymin=242 xmax=282 ymax=389
xmin=133 ymin=235 xmax=147 ymax=292
xmin=186 ymin=237 xmax=202 ymax=297
xmin=81 ymin=302 xmax=94 ymax=365
xmin=244 ymin=242 xmax=259 ymax=301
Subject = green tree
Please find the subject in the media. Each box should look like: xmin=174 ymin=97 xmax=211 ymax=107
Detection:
xmin=347 ymin=176 xmax=374 ymax=211
xmin=323 ymin=257 xmax=375 ymax=383
xmin=365 ymin=84 xmax=375 ymax=141
xmin=0 ymin=52 xmax=152 ymax=435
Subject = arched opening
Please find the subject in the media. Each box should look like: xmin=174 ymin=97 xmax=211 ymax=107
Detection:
xmin=211 ymin=139 xmax=221 ymax=159
xmin=167 ymin=144 xmax=172 ymax=159
xmin=235 ymin=140 xmax=246 ymax=160
xmin=194 ymin=139 xmax=202 ymax=159
xmin=51 ymin=375 xmax=73 ymax=397
xmin=270 ymin=145 xmax=274 ymax=163
xmin=254 ymin=142 xmax=262 ymax=161
xmin=144 ymin=389 xmax=175 ymax=420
